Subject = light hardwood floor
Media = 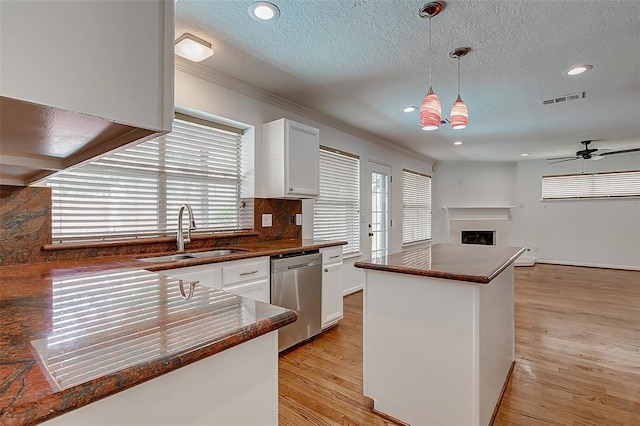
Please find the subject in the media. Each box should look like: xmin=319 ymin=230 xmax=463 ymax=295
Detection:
xmin=278 ymin=264 xmax=640 ymax=425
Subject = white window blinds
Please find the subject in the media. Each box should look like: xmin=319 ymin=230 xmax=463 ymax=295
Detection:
xmin=402 ymin=169 xmax=432 ymax=245
xmin=542 ymin=170 xmax=640 ymax=199
xmin=314 ymin=146 xmax=360 ymax=255
xmin=48 ymin=116 xmax=244 ymax=242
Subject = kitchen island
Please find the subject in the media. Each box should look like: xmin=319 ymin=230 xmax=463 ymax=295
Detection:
xmin=0 ymin=239 xmax=345 ymax=425
xmin=355 ymin=243 xmax=525 ymax=426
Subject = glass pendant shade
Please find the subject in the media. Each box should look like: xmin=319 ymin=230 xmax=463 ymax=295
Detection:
xmin=450 ymin=95 xmax=468 ymax=129
xmin=420 ymin=87 xmax=442 ymax=131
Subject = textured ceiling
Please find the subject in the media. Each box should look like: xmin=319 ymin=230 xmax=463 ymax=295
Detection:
xmin=175 ymin=0 xmax=640 ymax=162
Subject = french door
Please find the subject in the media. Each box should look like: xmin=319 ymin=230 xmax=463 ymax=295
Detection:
xmin=367 ymin=161 xmax=391 ymax=259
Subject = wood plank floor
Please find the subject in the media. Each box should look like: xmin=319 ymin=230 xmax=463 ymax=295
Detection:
xmin=278 ymin=264 xmax=640 ymax=425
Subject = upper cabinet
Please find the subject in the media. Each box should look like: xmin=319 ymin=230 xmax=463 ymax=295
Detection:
xmin=263 ymin=118 xmax=319 ymax=199
xmin=0 ymin=0 xmax=174 ymax=185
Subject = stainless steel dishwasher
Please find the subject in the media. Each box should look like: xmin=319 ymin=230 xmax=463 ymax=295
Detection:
xmin=271 ymin=252 xmax=322 ymax=352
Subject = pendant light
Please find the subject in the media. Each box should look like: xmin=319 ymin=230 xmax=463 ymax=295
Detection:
xmin=450 ymin=47 xmax=470 ymax=130
xmin=419 ymin=2 xmax=443 ymax=131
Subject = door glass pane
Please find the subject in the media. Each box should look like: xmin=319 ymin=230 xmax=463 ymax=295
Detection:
xmin=371 ymin=171 xmax=389 ymax=259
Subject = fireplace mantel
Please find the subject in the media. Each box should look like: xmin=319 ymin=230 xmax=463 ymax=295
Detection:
xmin=444 ymin=206 xmax=514 ymax=246
xmin=444 ymin=206 xmax=514 ymax=221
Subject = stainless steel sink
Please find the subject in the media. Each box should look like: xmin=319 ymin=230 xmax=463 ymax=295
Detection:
xmin=138 ymin=248 xmax=248 ymax=263
xmin=188 ymin=249 xmax=247 ymax=258
xmin=138 ymin=254 xmax=196 ymax=263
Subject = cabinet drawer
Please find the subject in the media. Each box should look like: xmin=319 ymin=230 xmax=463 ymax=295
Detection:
xmin=321 ymin=246 xmax=343 ymax=265
xmin=222 ymin=257 xmax=269 ymax=287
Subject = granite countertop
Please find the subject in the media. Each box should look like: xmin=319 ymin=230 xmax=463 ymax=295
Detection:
xmin=0 ymin=238 xmax=345 ymax=425
xmin=354 ymin=243 xmax=525 ymax=284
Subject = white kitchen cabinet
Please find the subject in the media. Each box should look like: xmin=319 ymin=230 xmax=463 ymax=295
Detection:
xmin=155 ymin=263 xmax=222 ymax=290
xmin=263 ymin=118 xmax=319 ymax=198
xmin=320 ymin=246 xmax=344 ymax=329
xmin=0 ymin=0 xmax=174 ymax=185
xmin=157 ymin=257 xmax=270 ymax=304
xmin=221 ymin=257 xmax=270 ymax=303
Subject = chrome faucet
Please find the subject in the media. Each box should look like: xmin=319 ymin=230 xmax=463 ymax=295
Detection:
xmin=177 ymin=204 xmax=196 ymax=252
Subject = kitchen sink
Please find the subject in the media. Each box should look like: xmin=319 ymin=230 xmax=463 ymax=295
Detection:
xmin=138 ymin=248 xmax=249 ymax=263
xmin=138 ymin=254 xmax=197 ymax=263
xmin=188 ymin=249 xmax=248 ymax=258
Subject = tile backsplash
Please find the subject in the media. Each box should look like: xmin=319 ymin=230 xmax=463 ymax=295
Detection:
xmin=0 ymin=184 xmax=302 ymax=266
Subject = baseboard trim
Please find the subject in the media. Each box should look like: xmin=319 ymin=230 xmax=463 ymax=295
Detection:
xmin=537 ymin=259 xmax=640 ymax=271
xmin=343 ymin=284 xmax=363 ymax=296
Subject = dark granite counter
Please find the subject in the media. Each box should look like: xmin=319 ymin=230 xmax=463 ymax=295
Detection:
xmin=354 ymin=243 xmax=525 ymax=284
xmin=0 ymin=238 xmax=345 ymax=425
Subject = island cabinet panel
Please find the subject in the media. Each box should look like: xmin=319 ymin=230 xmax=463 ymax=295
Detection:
xmin=262 ymin=118 xmax=319 ymax=199
xmin=362 ymin=265 xmax=515 ymax=426
xmin=44 ymin=332 xmax=279 ymax=425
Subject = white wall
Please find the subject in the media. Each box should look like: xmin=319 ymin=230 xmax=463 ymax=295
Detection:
xmin=175 ymin=67 xmax=434 ymax=294
xmin=511 ymin=153 xmax=640 ymax=270
xmin=432 ymin=162 xmax=517 ymax=243
xmin=433 ymin=155 xmax=640 ymax=270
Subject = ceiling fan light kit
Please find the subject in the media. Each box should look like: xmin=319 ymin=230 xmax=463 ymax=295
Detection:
xmin=419 ymin=2 xmax=443 ymax=131
xmin=546 ymin=140 xmax=640 ymax=164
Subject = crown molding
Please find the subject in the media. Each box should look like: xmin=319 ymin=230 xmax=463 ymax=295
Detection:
xmin=175 ymin=60 xmax=435 ymax=164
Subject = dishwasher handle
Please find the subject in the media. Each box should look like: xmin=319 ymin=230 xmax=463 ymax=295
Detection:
xmin=287 ymin=262 xmax=314 ymax=270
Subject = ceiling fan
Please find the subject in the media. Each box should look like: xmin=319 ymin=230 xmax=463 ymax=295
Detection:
xmin=547 ymin=140 xmax=640 ymax=164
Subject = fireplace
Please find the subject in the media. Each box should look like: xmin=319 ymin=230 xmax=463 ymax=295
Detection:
xmin=461 ymin=231 xmax=495 ymax=246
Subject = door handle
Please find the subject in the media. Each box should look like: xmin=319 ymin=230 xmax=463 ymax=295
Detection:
xmin=368 ymin=232 xmax=374 ymax=237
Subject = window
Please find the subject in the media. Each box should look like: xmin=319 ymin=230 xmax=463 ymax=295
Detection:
xmin=314 ymin=146 xmax=360 ymax=255
xmin=47 ymin=114 xmax=245 ymax=242
xmin=402 ymin=169 xmax=432 ymax=245
xmin=542 ymin=170 xmax=640 ymax=200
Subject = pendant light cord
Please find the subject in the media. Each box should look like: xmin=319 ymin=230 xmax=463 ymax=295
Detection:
xmin=429 ymin=16 xmax=433 ymax=89
xmin=457 ymin=56 xmax=461 ymax=95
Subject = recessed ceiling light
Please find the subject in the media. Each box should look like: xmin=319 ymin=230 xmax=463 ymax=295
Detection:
xmin=249 ymin=2 xmax=280 ymax=21
xmin=567 ymin=65 xmax=593 ymax=76
xmin=174 ymin=33 xmax=214 ymax=62
xmin=403 ymin=106 xmax=418 ymax=113
xmin=453 ymin=141 xmax=463 ymax=145
xmin=521 ymin=153 xmax=530 ymax=157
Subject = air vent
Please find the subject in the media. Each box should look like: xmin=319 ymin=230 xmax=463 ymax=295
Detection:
xmin=540 ymin=92 xmax=585 ymax=106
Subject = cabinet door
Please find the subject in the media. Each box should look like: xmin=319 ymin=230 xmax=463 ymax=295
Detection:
xmin=0 ymin=0 xmax=173 ymax=132
xmin=322 ymin=263 xmax=344 ymax=328
xmin=285 ymin=121 xmax=319 ymax=197
xmin=225 ymin=279 xmax=270 ymax=304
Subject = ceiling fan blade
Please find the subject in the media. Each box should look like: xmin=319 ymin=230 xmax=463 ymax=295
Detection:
xmin=548 ymin=158 xmax=578 ymax=165
xmin=600 ymin=148 xmax=640 ymax=156
xmin=546 ymin=156 xmax=578 ymax=161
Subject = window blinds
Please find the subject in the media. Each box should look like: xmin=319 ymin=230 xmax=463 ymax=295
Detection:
xmin=314 ymin=146 xmax=360 ymax=255
xmin=542 ymin=170 xmax=640 ymax=199
xmin=402 ymin=169 xmax=432 ymax=244
xmin=48 ymin=117 xmax=243 ymax=242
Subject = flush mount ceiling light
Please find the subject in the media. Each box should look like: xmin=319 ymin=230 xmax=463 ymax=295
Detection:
xmin=249 ymin=2 xmax=280 ymax=21
xmin=521 ymin=153 xmax=530 ymax=157
xmin=403 ymin=106 xmax=418 ymax=113
xmin=454 ymin=141 xmax=463 ymax=145
xmin=450 ymin=47 xmax=470 ymax=130
xmin=419 ymin=2 xmax=443 ymax=131
xmin=567 ymin=64 xmax=593 ymax=76
xmin=175 ymin=33 xmax=214 ymax=62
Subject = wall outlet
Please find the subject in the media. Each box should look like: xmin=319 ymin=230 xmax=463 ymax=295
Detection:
xmin=296 ymin=214 xmax=302 ymax=225
xmin=262 ymin=213 xmax=272 ymax=227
